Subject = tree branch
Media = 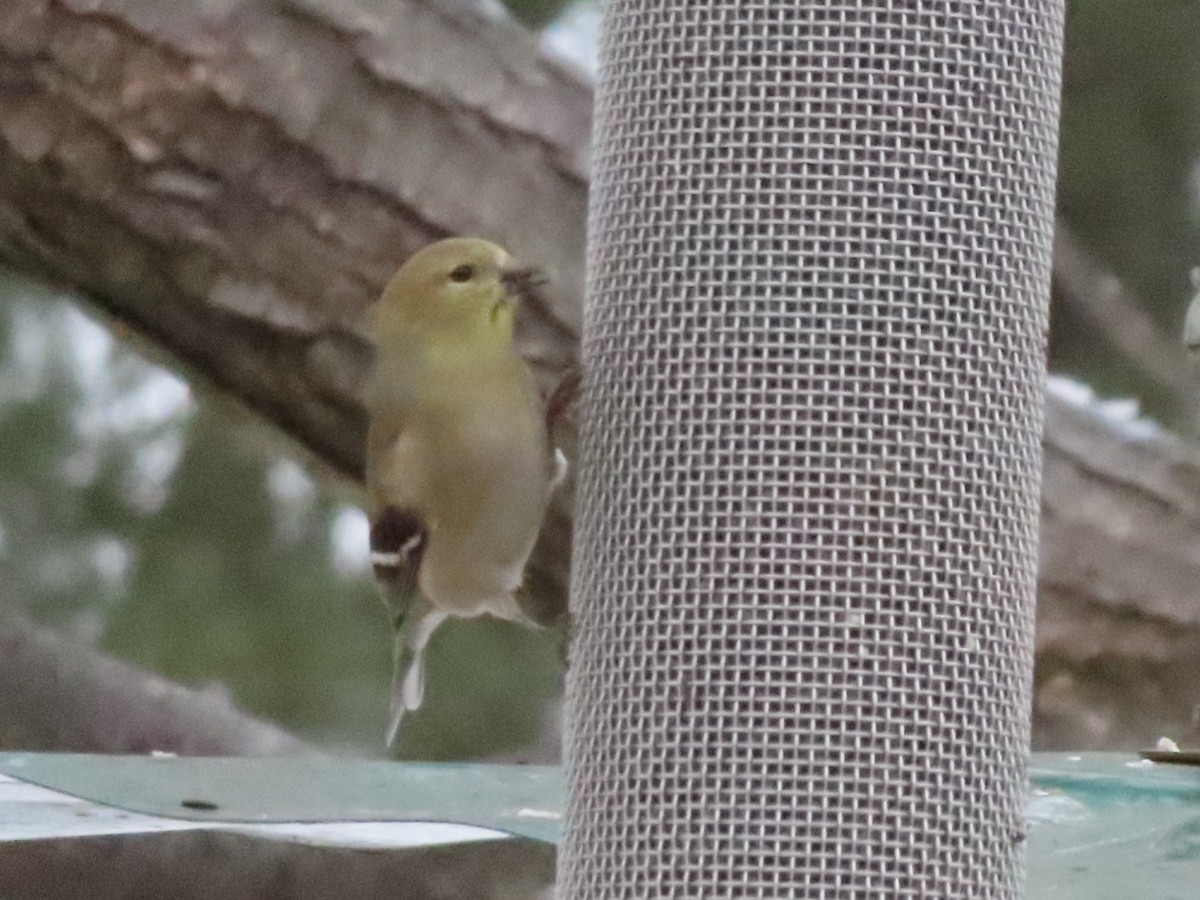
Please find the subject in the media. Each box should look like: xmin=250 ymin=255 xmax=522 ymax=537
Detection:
xmin=0 ymin=616 xmax=311 ymax=755
xmin=1036 ymin=385 xmax=1200 ymax=748
xmin=1052 ymin=221 xmax=1200 ymax=420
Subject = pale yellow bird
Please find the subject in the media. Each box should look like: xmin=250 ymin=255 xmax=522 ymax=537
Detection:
xmin=365 ymin=237 xmax=568 ymax=746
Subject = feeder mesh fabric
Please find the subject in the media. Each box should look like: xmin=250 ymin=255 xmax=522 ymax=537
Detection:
xmin=561 ymin=2 xmax=1064 ymax=897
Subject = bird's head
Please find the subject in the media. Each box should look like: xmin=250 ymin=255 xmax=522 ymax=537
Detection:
xmin=371 ymin=238 xmax=544 ymax=350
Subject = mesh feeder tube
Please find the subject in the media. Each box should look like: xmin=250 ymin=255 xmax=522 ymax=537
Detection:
xmin=561 ymin=2 xmax=1065 ymax=897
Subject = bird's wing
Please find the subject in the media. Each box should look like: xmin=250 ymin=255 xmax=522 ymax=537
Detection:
xmin=366 ymin=412 xmax=438 ymax=747
xmin=365 ymin=410 xmax=430 ymax=599
xmin=370 ymin=505 xmax=425 ymax=607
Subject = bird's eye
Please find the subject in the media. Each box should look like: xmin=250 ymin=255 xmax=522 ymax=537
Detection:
xmin=448 ymin=264 xmax=475 ymax=283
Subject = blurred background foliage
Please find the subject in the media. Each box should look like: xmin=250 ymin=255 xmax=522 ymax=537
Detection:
xmin=2 ymin=0 xmax=1199 ymax=759
xmin=504 ymin=0 xmax=573 ymax=28
xmin=1054 ymin=0 xmax=1200 ymax=423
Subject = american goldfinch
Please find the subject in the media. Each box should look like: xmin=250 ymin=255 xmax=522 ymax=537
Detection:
xmin=365 ymin=237 xmax=567 ymax=746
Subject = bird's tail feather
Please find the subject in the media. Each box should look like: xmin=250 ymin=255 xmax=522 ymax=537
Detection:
xmin=386 ymin=597 xmax=448 ymax=748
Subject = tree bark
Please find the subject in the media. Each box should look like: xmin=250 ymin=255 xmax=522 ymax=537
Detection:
xmin=1 ymin=0 xmax=1199 ymax=750
xmin=0 ymin=616 xmax=311 ymax=755
xmin=1037 ymin=386 xmax=1200 ymax=749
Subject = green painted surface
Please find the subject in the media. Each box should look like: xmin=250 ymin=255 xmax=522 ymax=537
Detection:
xmin=1027 ymin=754 xmax=1200 ymax=900
xmin=0 ymin=753 xmax=562 ymax=842
xmin=4 ymin=751 xmax=1200 ymax=896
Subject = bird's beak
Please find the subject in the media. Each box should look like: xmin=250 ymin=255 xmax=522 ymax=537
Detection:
xmin=500 ymin=266 xmax=548 ymax=303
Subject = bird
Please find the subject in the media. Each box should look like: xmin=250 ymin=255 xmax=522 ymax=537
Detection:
xmin=364 ymin=237 xmax=569 ymax=747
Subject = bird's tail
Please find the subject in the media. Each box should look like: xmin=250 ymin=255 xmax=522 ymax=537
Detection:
xmin=386 ymin=595 xmax=447 ymax=748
